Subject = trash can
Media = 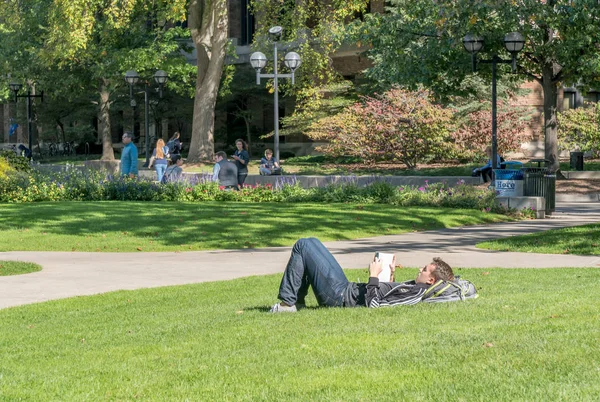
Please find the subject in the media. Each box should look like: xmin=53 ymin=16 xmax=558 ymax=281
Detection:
xmin=570 ymin=151 xmax=584 ymax=171
xmin=522 ymin=159 xmax=556 ymax=215
xmin=494 ymin=168 xmax=524 ymax=197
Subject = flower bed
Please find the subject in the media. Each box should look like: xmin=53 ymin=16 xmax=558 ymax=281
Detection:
xmin=0 ymin=168 xmax=528 ymax=215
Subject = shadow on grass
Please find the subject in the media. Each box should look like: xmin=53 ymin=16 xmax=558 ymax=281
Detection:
xmin=0 ymin=202 xmax=507 ymax=251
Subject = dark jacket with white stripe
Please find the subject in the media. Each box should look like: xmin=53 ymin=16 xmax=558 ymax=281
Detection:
xmin=364 ymin=277 xmax=478 ymax=308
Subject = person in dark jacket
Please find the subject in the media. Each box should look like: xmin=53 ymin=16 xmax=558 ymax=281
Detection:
xmin=212 ymin=151 xmax=238 ymax=190
xmin=232 ymin=139 xmax=250 ymax=187
xmin=270 ymin=238 xmax=477 ymax=313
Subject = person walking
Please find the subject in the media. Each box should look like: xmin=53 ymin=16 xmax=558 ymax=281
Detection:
xmin=120 ymin=132 xmax=138 ymax=178
xmin=166 ymin=132 xmax=183 ymax=156
xmin=149 ymin=139 xmax=169 ymax=183
xmin=232 ymin=139 xmax=250 ymax=188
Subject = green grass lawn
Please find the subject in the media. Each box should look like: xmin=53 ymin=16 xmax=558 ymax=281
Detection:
xmin=0 ymin=202 xmax=510 ymax=252
xmin=0 ymin=261 xmax=42 ymax=276
xmin=0 ymin=268 xmax=598 ymax=400
xmin=477 ymin=223 xmax=600 ymax=255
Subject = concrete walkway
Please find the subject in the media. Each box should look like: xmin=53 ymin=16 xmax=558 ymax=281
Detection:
xmin=1 ymin=202 xmax=599 ymax=310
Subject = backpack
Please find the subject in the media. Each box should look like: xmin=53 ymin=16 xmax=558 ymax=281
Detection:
xmin=421 ymin=277 xmax=478 ymax=303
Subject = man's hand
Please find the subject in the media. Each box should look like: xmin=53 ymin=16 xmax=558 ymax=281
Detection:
xmin=369 ymin=259 xmax=382 ymax=278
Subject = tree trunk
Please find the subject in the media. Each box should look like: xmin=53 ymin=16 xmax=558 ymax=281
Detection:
xmin=187 ymin=0 xmax=229 ymax=163
xmin=98 ymin=80 xmax=115 ymax=161
xmin=539 ymin=7 xmax=560 ymax=173
xmin=541 ymin=69 xmax=559 ymax=172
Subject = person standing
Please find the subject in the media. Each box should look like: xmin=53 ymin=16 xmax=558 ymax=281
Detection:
xmin=149 ymin=139 xmax=169 ymax=182
xmin=166 ymin=132 xmax=183 ymax=156
xmin=120 ymin=132 xmax=138 ymax=178
xmin=212 ymin=151 xmax=238 ymax=190
xmin=232 ymin=139 xmax=250 ymax=188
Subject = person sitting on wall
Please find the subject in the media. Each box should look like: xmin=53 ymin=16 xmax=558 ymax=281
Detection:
xmin=259 ymin=148 xmax=280 ymax=175
xmin=472 ymin=146 xmax=503 ymax=183
xmin=17 ymin=144 xmax=32 ymax=159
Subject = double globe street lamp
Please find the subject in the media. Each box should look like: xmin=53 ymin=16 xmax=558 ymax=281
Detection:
xmin=249 ymin=26 xmax=302 ymax=163
xmin=9 ymin=81 xmax=44 ymax=158
xmin=124 ymin=70 xmax=169 ymax=167
xmin=462 ymin=32 xmax=525 ymax=173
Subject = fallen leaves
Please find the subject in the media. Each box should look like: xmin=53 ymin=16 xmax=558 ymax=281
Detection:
xmin=483 ymin=342 xmax=494 ymax=348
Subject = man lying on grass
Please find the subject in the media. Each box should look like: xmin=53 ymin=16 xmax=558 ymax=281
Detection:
xmin=270 ymin=238 xmax=477 ymax=313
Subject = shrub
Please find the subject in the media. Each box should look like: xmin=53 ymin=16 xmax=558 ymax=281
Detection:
xmin=306 ymin=87 xmax=454 ymax=169
xmin=0 ymin=151 xmax=31 ymax=172
xmin=557 ymin=102 xmax=600 ymax=156
xmin=451 ymin=101 xmax=531 ymax=161
xmin=0 ymin=169 xmax=521 ymax=215
xmin=0 ymin=158 xmax=14 ymax=178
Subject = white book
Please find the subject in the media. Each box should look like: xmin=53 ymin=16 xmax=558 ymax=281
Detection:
xmin=375 ymin=252 xmax=395 ymax=282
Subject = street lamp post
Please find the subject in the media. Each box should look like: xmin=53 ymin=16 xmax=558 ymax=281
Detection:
xmin=249 ymin=26 xmax=302 ymax=163
xmin=9 ymin=81 xmax=44 ymax=159
xmin=462 ymin=32 xmax=525 ymax=175
xmin=124 ymin=70 xmax=169 ymax=167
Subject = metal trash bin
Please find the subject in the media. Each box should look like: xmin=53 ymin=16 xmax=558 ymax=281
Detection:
xmin=522 ymin=159 xmax=556 ymax=215
xmin=570 ymin=151 xmax=584 ymax=171
xmin=494 ymin=168 xmax=524 ymax=197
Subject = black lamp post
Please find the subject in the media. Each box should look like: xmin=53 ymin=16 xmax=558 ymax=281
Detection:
xmin=463 ymin=32 xmax=525 ymax=175
xmin=124 ymin=70 xmax=168 ymax=167
xmin=9 ymin=81 xmax=44 ymax=159
xmin=249 ymin=26 xmax=302 ymax=163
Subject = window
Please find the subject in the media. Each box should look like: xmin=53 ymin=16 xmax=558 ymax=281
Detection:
xmin=562 ymin=91 xmax=576 ymax=110
xmin=240 ymin=0 xmax=254 ymax=45
xmin=583 ymin=92 xmax=600 ymax=105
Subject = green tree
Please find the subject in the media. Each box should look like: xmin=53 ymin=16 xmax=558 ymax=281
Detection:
xmin=354 ymin=0 xmax=600 ymax=171
xmin=250 ymin=0 xmax=370 ymax=136
xmin=1 ymin=0 xmax=194 ymax=160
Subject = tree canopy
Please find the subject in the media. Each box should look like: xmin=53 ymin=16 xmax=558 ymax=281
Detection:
xmin=354 ymin=0 xmax=600 ymax=171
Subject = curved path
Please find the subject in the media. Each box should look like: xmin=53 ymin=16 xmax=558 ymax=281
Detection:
xmin=1 ymin=202 xmax=599 ymax=310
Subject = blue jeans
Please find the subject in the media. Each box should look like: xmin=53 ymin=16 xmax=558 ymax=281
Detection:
xmin=278 ymin=238 xmax=349 ymax=307
xmin=155 ymin=164 xmax=167 ymax=182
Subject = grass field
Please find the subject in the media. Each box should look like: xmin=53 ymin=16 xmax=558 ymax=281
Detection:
xmin=0 ymin=268 xmax=598 ymax=400
xmin=0 ymin=261 xmax=42 ymax=276
xmin=0 ymin=202 xmax=510 ymax=252
xmin=477 ymin=223 xmax=600 ymax=255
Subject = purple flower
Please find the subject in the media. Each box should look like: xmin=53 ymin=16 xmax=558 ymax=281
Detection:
xmin=418 ymin=187 xmax=425 ymax=192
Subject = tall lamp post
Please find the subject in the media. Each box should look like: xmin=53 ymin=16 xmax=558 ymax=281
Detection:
xmin=462 ymin=32 xmax=525 ymax=175
xmin=249 ymin=26 xmax=302 ymax=163
xmin=124 ymin=70 xmax=169 ymax=167
xmin=9 ymin=81 xmax=44 ymax=158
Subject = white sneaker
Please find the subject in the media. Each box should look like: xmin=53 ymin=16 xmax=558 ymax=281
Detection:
xmin=269 ymin=303 xmax=297 ymax=313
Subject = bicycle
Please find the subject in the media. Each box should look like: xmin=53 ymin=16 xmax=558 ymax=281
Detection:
xmin=62 ymin=142 xmax=76 ymax=156
xmin=48 ymin=142 xmax=58 ymax=157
